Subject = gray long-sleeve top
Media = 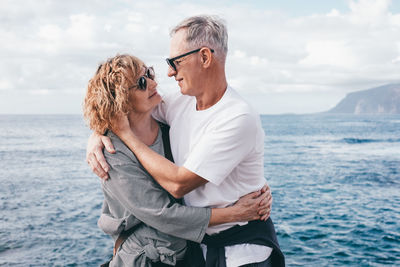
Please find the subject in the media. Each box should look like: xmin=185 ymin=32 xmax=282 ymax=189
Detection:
xmin=97 ymin=129 xmax=211 ymax=267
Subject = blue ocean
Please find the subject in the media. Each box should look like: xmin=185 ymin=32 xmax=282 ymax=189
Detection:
xmin=1 ymin=114 xmax=399 ymax=266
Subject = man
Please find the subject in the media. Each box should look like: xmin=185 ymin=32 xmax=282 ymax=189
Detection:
xmin=87 ymin=15 xmax=284 ymax=266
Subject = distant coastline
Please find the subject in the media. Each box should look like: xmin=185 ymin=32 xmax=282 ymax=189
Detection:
xmin=325 ymin=83 xmax=400 ymax=114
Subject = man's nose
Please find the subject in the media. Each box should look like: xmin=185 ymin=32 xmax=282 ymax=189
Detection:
xmin=167 ymin=65 xmax=176 ymax=77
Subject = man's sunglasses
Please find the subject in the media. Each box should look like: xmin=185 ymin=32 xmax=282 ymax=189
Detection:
xmin=131 ymin=66 xmax=155 ymax=91
xmin=166 ymin=48 xmax=214 ymax=71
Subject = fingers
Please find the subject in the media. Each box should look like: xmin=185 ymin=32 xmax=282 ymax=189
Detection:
xmin=257 ymin=194 xmax=272 ymax=210
xmin=258 ymin=196 xmax=272 ymax=220
xmin=260 ymin=183 xmax=270 ymax=193
xmin=101 ymin=136 xmax=115 ymax=154
xmin=258 ymin=194 xmax=270 ymax=207
xmin=257 ymin=194 xmax=272 ymax=218
xmin=93 ymin=147 xmax=110 ymax=175
xmin=256 ymin=189 xmax=269 ymax=205
xmin=87 ymin=152 xmax=109 ymax=179
xmin=241 ymin=190 xmax=261 ymax=201
xmin=258 ymin=187 xmax=271 ymax=206
xmin=86 ymin=132 xmax=113 ymax=180
xmin=260 ymin=211 xmax=270 ymax=221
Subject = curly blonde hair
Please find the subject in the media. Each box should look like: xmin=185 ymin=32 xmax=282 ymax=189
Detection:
xmin=83 ymin=54 xmax=144 ymax=133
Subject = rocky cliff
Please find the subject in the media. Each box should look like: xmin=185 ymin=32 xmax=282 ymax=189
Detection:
xmin=327 ymin=84 xmax=400 ymax=114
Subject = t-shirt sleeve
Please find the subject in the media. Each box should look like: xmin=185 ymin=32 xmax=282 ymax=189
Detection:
xmin=183 ymin=113 xmax=257 ymax=185
xmin=103 ymin=143 xmax=211 ymax=242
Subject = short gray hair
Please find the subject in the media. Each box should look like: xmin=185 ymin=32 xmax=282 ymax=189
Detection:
xmin=170 ymin=15 xmax=228 ymax=62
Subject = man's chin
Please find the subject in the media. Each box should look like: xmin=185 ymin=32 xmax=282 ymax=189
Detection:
xmin=179 ymin=86 xmax=188 ymax=95
xmin=179 ymin=85 xmax=195 ymax=96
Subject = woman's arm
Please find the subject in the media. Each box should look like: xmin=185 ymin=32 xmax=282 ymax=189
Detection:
xmin=209 ymin=187 xmax=272 ymax=226
xmin=103 ymin=137 xmax=270 ymax=243
xmin=103 ymin=148 xmax=209 ymax=243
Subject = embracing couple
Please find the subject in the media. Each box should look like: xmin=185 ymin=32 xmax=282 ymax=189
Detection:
xmin=84 ymin=15 xmax=284 ymax=267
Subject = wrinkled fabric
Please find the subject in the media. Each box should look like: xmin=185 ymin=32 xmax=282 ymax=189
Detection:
xmin=98 ymin=128 xmax=211 ymax=266
xmin=98 ymin=213 xmax=140 ymax=236
xmin=110 ymin=225 xmax=187 ymax=267
xmin=186 ymin=219 xmax=285 ymax=267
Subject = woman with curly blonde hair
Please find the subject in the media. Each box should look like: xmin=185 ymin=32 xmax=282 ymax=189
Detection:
xmin=83 ymin=54 xmax=270 ymax=267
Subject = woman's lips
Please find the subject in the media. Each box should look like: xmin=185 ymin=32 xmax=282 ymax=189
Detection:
xmin=149 ymin=91 xmax=158 ymax=98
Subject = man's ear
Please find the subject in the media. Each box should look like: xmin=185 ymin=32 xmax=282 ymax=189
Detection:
xmin=200 ymin=48 xmax=212 ymax=68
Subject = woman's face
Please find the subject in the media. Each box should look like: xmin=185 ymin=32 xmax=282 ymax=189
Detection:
xmin=128 ymin=66 xmax=162 ymax=114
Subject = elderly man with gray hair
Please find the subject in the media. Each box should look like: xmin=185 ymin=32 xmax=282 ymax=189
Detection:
xmin=87 ymin=15 xmax=284 ymax=266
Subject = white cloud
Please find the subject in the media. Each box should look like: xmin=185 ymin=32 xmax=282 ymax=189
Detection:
xmin=349 ymin=0 xmax=391 ymax=25
xmin=104 ymin=24 xmax=112 ymax=32
xmin=66 ymin=14 xmax=95 ymax=47
xmin=327 ymin=9 xmax=340 ymax=17
xmin=38 ymin=24 xmax=63 ymax=42
xmin=125 ymin=23 xmax=145 ymax=33
xmin=300 ymin=41 xmax=359 ymax=68
xmin=38 ymin=24 xmax=63 ymax=53
xmin=1 ymin=0 xmax=400 ymax=114
xmin=233 ymin=50 xmax=246 ymax=59
xmin=29 ymin=89 xmax=51 ymax=95
xmin=0 ymin=79 xmax=14 ymax=90
xmin=392 ymin=58 xmax=400 ymax=63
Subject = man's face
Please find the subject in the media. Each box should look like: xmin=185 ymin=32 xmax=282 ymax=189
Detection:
xmin=167 ymin=29 xmax=202 ymax=96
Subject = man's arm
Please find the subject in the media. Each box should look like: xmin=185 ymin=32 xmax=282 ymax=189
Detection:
xmin=86 ymin=130 xmax=203 ymax=198
xmin=103 ymin=135 xmax=271 ymax=242
xmin=89 ymin=112 xmax=262 ymax=198
xmin=86 ymin=131 xmax=271 ymax=220
xmin=117 ymin=129 xmax=207 ymax=199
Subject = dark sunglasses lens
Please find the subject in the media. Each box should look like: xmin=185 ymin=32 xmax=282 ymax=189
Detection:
xmin=146 ymin=68 xmax=155 ymax=80
xmin=138 ymin=76 xmax=147 ymax=90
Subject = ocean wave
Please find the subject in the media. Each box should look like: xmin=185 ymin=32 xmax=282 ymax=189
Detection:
xmin=2 ymin=114 xmax=400 ymax=266
xmin=341 ymin=138 xmax=400 ymax=144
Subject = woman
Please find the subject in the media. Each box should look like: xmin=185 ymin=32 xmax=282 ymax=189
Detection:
xmin=83 ymin=54 xmax=269 ymax=266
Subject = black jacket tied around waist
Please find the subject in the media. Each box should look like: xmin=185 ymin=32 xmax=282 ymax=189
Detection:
xmin=184 ymin=218 xmax=285 ymax=267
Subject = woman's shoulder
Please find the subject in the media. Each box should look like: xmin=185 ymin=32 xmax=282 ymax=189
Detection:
xmin=104 ymin=130 xmax=138 ymax=164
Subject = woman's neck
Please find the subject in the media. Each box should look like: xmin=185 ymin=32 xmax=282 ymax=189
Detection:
xmin=128 ymin=111 xmax=159 ymax=146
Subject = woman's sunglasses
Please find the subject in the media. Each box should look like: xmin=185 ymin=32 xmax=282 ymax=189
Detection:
xmin=132 ymin=66 xmax=155 ymax=91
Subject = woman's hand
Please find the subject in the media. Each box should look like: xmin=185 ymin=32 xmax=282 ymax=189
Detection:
xmin=231 ymin=184 xmax=272 ymax=222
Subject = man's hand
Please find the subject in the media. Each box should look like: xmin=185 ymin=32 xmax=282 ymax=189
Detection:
xmin=232 ymin=183 xmax=272 ymax=222
xmin=86 ymin=132 xmax=115 ymax=179
xmin=259 ymin=184 xmax=272 ymax=221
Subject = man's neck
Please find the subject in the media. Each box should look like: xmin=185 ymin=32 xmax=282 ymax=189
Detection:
xmin=195 ymin=67 xmax=228 ymax=110
xmin=195 ymin=83 xmax=227 ymax=110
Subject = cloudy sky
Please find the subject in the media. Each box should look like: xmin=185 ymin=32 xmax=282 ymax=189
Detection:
xmin=1 ymin=0 xmax=400 ymax=114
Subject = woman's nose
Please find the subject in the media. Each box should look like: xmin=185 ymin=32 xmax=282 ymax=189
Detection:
xmin=148 ymin=78 xmax=157 ymax=89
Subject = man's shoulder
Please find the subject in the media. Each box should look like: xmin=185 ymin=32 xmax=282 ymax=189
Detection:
xmin=217 ymin=87 xmax=259 ymax=119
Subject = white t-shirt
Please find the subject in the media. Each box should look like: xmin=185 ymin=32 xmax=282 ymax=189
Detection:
xmin=153 ymin=86 xmax=272 ymax=266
